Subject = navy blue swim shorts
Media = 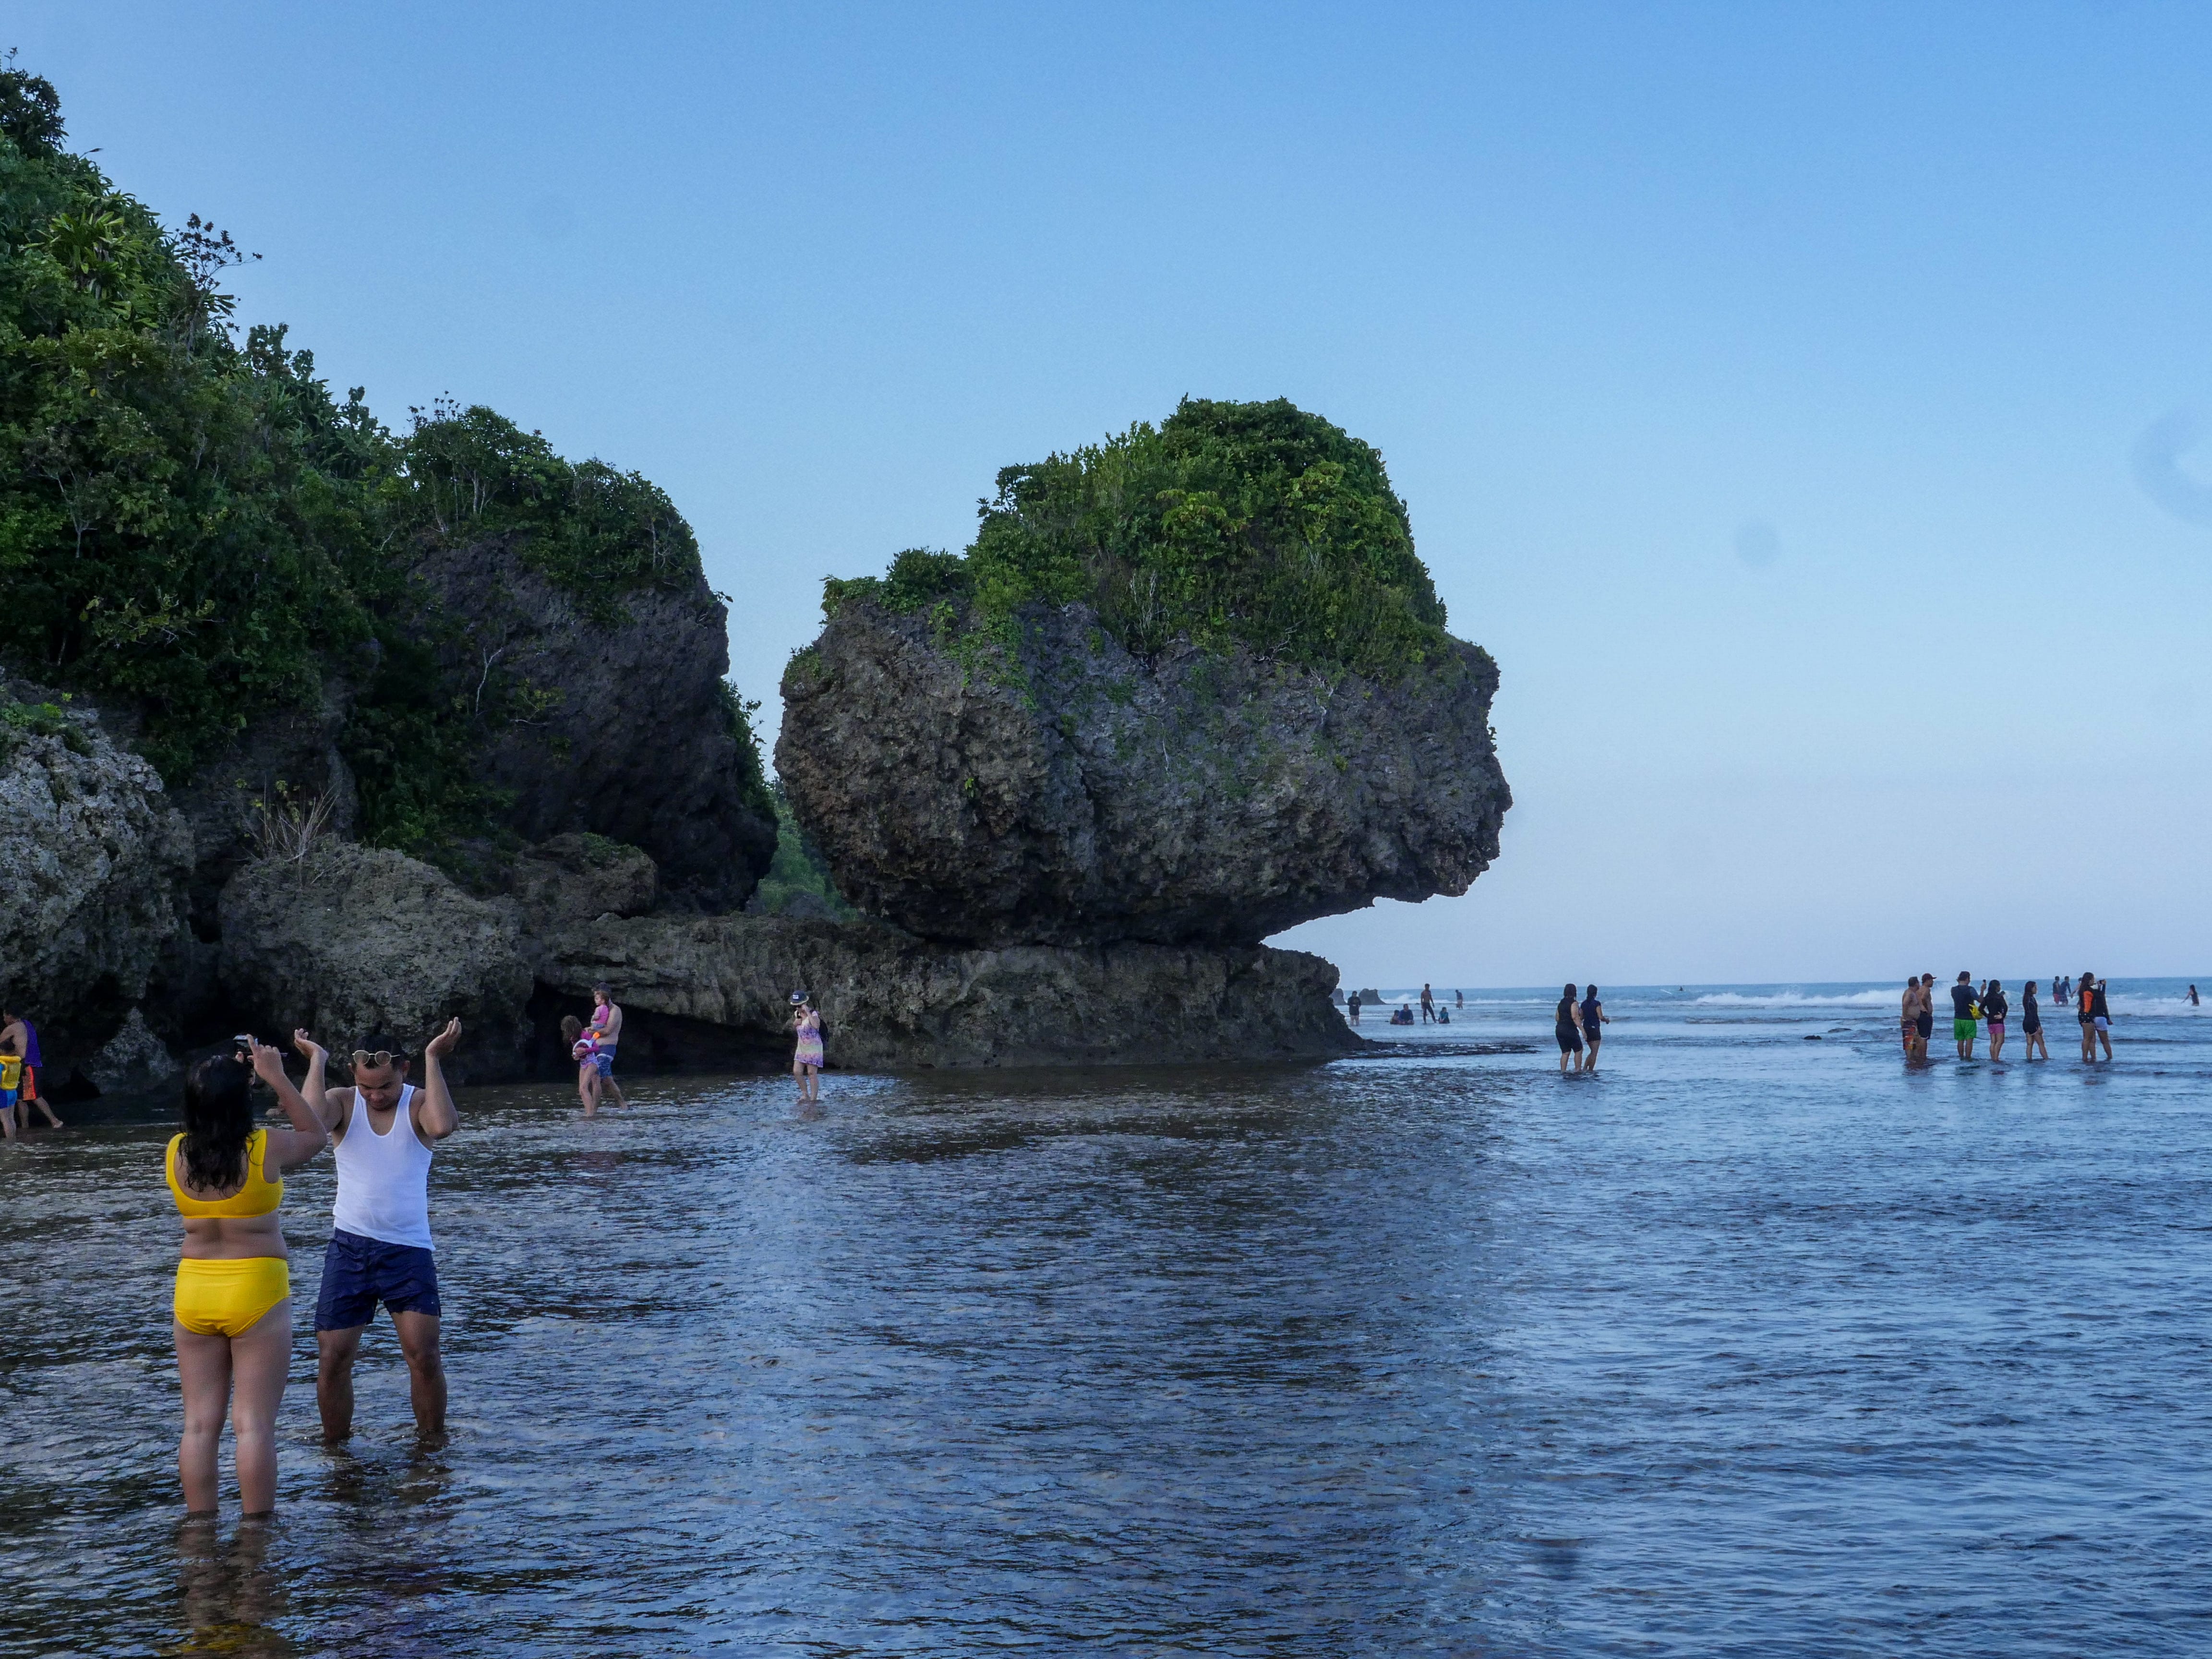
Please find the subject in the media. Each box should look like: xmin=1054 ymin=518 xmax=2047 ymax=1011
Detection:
xmin=314 ymin=1228 xmax=441 ymax=1330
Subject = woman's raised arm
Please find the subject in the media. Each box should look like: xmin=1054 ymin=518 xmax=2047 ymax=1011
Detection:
xmin=250 ymin=1036 xmax=329 ymax=1171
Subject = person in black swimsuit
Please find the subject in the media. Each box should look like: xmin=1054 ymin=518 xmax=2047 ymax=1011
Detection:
xmin=2021 ymin=980 xmax=2046 ymax=1061
xmin=1555 ymin=984 xmax=1585 ymax=1072
xmin=1915 ymin=972 xmax=1936 ymax=1061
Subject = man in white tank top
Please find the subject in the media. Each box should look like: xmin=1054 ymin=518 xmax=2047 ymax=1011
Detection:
xmin=310 ymin=1018 xmax=462 ymax=1442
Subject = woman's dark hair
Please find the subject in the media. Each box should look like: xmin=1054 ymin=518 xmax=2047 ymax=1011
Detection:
xmin=1563 ymin=983 xmax=1576 ymax=997
xmin=180 ymin=1055 xmax=255 ymax=1191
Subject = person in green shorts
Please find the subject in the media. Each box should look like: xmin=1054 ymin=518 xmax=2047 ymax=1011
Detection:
xmin=1950 ymin=971 xmax=1979 ymax=1059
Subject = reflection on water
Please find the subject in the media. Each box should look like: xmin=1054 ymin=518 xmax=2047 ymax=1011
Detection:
xmin=3 ymin=987 xmax=2209 ymax=1656
xmin=171 ymin=1517 xmax=293 ymax=1657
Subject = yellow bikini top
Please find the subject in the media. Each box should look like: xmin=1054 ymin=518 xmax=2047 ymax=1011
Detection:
xmin=166 ymin=1129 xmax=282 ymax=1218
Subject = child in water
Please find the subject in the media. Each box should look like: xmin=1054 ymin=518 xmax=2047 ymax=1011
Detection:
xmin=0 ymin=1035 xmax=19 ymax=1139
xmin=790 ymin=993 xmax=824 ymax=1107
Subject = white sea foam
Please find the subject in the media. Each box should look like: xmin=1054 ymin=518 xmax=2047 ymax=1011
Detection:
xmin=1690 ymin=990 xmax=1899 ymax=1010
xmin=2105 ymin=994 xmax=2209 ymax=1015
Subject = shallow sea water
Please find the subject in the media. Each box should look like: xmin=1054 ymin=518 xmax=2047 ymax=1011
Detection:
xmin=2 ymin=980 xmax=2208 ymax=1656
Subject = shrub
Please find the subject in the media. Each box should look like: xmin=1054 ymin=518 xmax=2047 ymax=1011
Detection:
xmin=823 ymin=398 xmax=1456 ymax=683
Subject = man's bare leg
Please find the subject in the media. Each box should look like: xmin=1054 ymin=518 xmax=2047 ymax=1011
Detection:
xmin=394 ymin=1311 xmax=447 ymax=1440
xmin=317 ymin=1326 xmax=365 ymax=1442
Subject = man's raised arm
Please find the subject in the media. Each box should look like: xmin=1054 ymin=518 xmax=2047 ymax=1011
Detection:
xmin=415 ymin=1017 xmax=462 ymax=1142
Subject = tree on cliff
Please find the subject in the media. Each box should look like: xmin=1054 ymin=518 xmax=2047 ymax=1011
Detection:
xmin=0 ymin=57 xmax=770 ymax=867
xmin=820 ymin=397 xmax=1458 ymax=685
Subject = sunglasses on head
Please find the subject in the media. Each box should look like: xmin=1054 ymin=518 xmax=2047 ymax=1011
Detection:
xmin=351 ymin=1049 xmax=399 ymax=1069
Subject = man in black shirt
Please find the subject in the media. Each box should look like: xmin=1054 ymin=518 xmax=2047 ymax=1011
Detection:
xmin=1951 ymin=972 xmax=1979 ymax=1059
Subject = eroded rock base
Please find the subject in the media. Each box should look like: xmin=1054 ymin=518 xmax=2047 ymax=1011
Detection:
xmin=536 ymin=915 xmax=1360 ymax=1070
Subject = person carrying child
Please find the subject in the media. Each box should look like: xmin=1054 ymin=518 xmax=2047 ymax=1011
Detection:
xmin=0 ymin=1004 xmax=59 ymax=1130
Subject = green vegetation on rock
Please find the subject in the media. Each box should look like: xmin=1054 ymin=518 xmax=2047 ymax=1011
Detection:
xmin=822 ymin=398 xmax=1455 ymax=683
xmin=0 ymin=58 xmax=761 ymax=856
xmin=746 ymin=782 xmax=857 ymax=920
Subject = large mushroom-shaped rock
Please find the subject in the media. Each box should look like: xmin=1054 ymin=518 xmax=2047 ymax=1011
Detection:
xmin=218 ymin=841 xmax=532 ymax=1081
xmin=0 ymin=687 xmax=192 ymax=1045
xmin=780 ymin=602 xmax=1504 ymax=946
xmin=776 ymin=397 xmax=1511 ymax=948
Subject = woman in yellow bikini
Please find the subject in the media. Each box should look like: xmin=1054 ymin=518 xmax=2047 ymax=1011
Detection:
xmin=168 ymin=1032 xmax=330 ymax=1515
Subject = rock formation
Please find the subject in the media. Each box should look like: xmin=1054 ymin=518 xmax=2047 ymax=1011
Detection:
xmin=85 ymin=1008 xmax=184 ymax=1097
xmin=167 ymin=689 xmax=361 ymax=938
xmin=509 ymin=831 xmax=660 ymax=938
xmin=409 ymin=534 xmax=776 ymax=910
xmin=218 ymin=842 xmax=534 ymax=1082
xmin=776 ymin=397 xmax=1510 ymax=955
xmin=538 ymin=914 xmax=1357 ymax=1069
xmin=779 ymin=599 xmax=1508 ymax=948
xmin=0 ymin=689 xmax=192 ymax=1049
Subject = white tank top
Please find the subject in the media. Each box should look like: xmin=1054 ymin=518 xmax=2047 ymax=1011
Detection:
xmin=330 ymin=1084 xmax=436 ymax=1250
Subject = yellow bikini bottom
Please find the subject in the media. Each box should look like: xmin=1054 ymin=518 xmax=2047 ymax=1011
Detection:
xmin=173 ymin=1257 xmax=291 ymax=1338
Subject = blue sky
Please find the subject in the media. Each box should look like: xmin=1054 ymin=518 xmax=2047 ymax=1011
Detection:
xmin=17 ymin=2 xmax=2212 ymax=985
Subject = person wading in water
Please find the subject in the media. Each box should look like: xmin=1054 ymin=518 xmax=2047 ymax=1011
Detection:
xmin=168 ymin=1034 xmax=330 ymax=1514
xmin=790 ymin=993 xmax=824 ymax=1109
xmin=0 ymin=1004 xmax=60 ymax=1130
xmin=586 ymin=984 xmax=628 ymax=1110
xmin=1579 ymin=984 xmax=1608 ymax=1071
xmin=311 ymin=1021 xmax=461 ymax=1443
xmin=1555 ymin=984 xmax=1585 ymax=1073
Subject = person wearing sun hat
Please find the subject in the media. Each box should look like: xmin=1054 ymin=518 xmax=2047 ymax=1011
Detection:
xmin=789 ymin=992 xmax=824 ymax=1106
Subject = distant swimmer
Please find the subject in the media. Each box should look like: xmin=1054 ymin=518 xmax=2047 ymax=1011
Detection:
xmin=1346 ymin=991 xmax=1361 ymax=1026
xmin=2088 ymin=974 xmax=2113 ymax=1062
xmin=313 ymin=1022 xmax=462 ymax=1444
xmin=1982 ymin=980 xmax=2009 ymax=1062
xmin=1916 ymin=973 xmax=1936 ymax=1061
xmin=791 ymin=992 xmax=824 ymax=1107
xmin=2078 ymin=972 xmax=2097 ymax=1061
xmin=2192 ymin=985 xmax=2201 ymax=1007
xmin=1900 ymin=977 xmax=1921 ymax=1058
xmin=1579 ymin=985 xmax=1608 ymax=1071
xmin=1420 ymin=984 xmax=1435 ymax=1024
xmin=169 ymin=1034 xmax=330 ymax=1515
xmin=2021 ymin=980 xmax=2048 ymax=1061
xmin=1951 ymin=973 xmax=1979 ymax=1060
xmin=1455 ymin=989 xmax=1464 ymax=1009
xmin=1555 ymin=984 xmax=1585 ymax=1073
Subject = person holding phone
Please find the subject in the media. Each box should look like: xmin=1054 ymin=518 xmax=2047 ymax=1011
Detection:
xmin=168 ymin=1032 xmax=330 ymax=1515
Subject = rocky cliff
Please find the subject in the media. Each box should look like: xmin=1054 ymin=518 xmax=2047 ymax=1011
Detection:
xmin=218 ymin=842 xmax=535 ymax=1083
xmin=779 ymin=598 xmax=1508 ymax=947
xmin=0 ymin=690 xmax=191 ymax=1050
xmin=408 ymin=534 xmax=777 ymax=911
